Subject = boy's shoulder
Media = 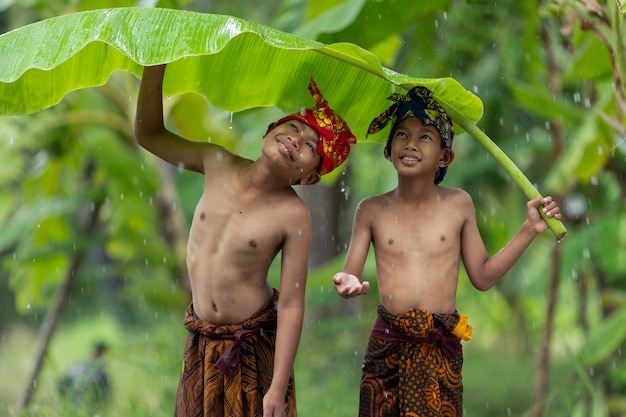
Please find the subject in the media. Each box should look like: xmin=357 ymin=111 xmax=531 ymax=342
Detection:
xmin=267 ymin=185 xmax=310 ymax=214
xmin=434 ymin=186 xmax=476 ymax=217
xmin=436 ymin=185 xmax=471 ymax=198
xmin=358 ymin=191 xmax=392 ymax=206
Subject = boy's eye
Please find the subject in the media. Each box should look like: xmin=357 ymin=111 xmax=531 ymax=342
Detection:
xmin=421 ymin=134 xmax=432 ymax=140
xmin=306 ymin=142 xmax=315 ymax=152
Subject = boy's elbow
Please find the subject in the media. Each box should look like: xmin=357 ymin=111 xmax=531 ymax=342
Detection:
xmin=473 ymin=282 xmax=492 ymax=292
xmin=133 ymin=125 xmax=147 ymax=146
xmin=132 ymin=125 xmax=142 ymax=145
xmin=469 ymin=275 xmax=495 ymax=292
xmin=133 ymin=122 xmax=159 ymax=148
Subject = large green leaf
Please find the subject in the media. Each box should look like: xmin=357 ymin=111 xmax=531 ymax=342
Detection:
xmin=0 ymin=7 xmax=481 ymax=138
xmin=581 ymin=306 xmax=626 ymax=366
xmin=0 ymin=7 xmax=567 ymax=239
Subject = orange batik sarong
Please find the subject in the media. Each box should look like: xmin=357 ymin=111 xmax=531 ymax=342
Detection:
xmin=174 ymin=291 xmax=296 ymax=417
xmin=359 ymin=305 xmax=472 ymax=417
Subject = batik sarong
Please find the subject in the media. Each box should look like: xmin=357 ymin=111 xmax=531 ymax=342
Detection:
xmin=174 ymin=290 xmax=296 ymax=417
xmin=359 ymin=305 xmax=472 ymax=417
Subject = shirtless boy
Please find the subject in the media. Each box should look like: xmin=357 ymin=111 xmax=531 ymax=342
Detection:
xmin=135 ymin=64 xmax=355 ymax=417
xmin=332 ymin=86 xmax=561 ymax=417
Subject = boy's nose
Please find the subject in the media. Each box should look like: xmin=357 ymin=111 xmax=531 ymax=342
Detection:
xmin=289 ymin=135 xmax=301 ymax=149
xmin=405 ymin=139 xmax=418 ymax=149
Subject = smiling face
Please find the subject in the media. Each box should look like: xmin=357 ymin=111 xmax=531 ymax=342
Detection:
xmin=263 ymin=119 xmax=322 ymax=185
xmin=385 ymin=117 xmax=454 ymax=182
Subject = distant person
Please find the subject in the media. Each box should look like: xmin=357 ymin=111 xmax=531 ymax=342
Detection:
xmin=135 ymin=64 xmax=356 ymax=417
xmin=333 ymin=86 xmax=562 ymax=417
xmin=58 ymin=342 xmax=111 ymax=410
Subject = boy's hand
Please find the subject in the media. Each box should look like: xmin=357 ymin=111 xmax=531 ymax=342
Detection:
xmin=527 ymin=196 xmax=562 ymax=234
xmin=263 ymin=390 xmax=286 ymax=417
xmin=333 ymin=272 xmax=370 ymax=298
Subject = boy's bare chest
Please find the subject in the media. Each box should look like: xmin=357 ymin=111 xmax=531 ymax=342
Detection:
xmin=372 ymin=205 xmax=461 ymax=255
xmin=190 ymin=186 xmax=288 ymax=252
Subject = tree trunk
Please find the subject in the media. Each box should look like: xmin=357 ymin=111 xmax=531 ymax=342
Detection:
xmin=530 ymin=241 xmax=561 ymax=417
xmin=299 ymin=180 xmax=344 ymax=269
xmin=18 ymin=183 xmax=103 ymax=410
xmin=531 ymin=8 xmax=565 ymax=414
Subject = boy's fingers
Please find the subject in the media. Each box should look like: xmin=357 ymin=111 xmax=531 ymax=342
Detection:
xmin=332 ymin=273 xmax=343 ymax=285
xmin=529 ymin=196 xmax=544 ymax=208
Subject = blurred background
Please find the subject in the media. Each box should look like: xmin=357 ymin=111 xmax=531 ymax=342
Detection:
xmin=0 ymin=0 xmax=624 ymax=416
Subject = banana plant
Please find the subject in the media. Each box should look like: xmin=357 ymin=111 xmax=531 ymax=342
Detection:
xmin=0 ymin=7 xmax=567 ymax=239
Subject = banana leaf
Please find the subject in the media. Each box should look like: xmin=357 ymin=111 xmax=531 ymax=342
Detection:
xmin=0 ymin=7 xmax=566 ymax=239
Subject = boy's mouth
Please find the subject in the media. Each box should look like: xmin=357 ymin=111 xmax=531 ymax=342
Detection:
xmin=399 ymin=155 xmax=420 ymax=164
xmin=277 ymin=139 xmax=294 ymax=160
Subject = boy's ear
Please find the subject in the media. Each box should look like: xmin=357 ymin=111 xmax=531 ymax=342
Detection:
xmin=301 ymin=172 xmax=321 ymax=185
xmin=439 ymin=148 xmax=455 ymax=167
xmin=384 ymin=143 xmax=392 ymax=161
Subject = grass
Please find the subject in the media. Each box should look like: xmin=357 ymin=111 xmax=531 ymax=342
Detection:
xmin=1 ymin=307 xmax=576 ymax=417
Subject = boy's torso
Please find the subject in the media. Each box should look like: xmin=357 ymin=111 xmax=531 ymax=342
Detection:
xmin=367 ymin=187 xmax=471 ymax=315
xmin=186 ymin=169 xmax=301 ymax=324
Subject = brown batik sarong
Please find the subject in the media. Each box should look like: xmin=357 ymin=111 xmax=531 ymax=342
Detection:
xmin=359 ymin=305 xmax=472 ymax=417
xmin=174 ymin=290 xmax=296 ymax=417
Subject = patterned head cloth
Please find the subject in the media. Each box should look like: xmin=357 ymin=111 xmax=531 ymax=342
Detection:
xmin=367 ymin=86 xmax=454 ymax=184
xmin=266 ymin=78 xmax=356 ymax=176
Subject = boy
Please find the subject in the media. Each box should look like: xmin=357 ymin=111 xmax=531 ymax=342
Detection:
xmin=332 ymin=86 xmax=561 ymax=417
xmin=135 ymin=64 xmax=356 ymax=417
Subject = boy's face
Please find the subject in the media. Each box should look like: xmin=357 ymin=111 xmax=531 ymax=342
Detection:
xmin=263 ymin=119 xmax=322 ymax=185
xmin=386 ymin=117 xmax=453 ymax=180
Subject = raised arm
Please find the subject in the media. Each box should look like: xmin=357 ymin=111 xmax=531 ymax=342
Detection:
xmin=134 ymin=64 xmax=206 ymax=173
xmin=461 ymin=195 xmax=562 ymax=291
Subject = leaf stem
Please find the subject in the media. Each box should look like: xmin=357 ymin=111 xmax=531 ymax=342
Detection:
xmin=441 ymin=103 xmax=567 ymax=241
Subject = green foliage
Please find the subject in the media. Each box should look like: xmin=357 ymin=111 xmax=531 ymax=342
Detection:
xmin=1 ymin=0 xmax=625 ymax=416
xmin=581 ymin=305 xmax=626 ymax=366
xmin=0 ymin=7 xmax=483 ymax=140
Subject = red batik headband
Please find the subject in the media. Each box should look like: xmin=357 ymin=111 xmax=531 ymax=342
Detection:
xmin=266 ymin=78 xmax=356 ymax=175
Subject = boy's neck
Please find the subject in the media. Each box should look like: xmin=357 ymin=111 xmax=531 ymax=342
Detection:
xmin=244 ymin=159 xmax=296 ymax=191
xmin=394 ymin=175 xmax=439 ymax=202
